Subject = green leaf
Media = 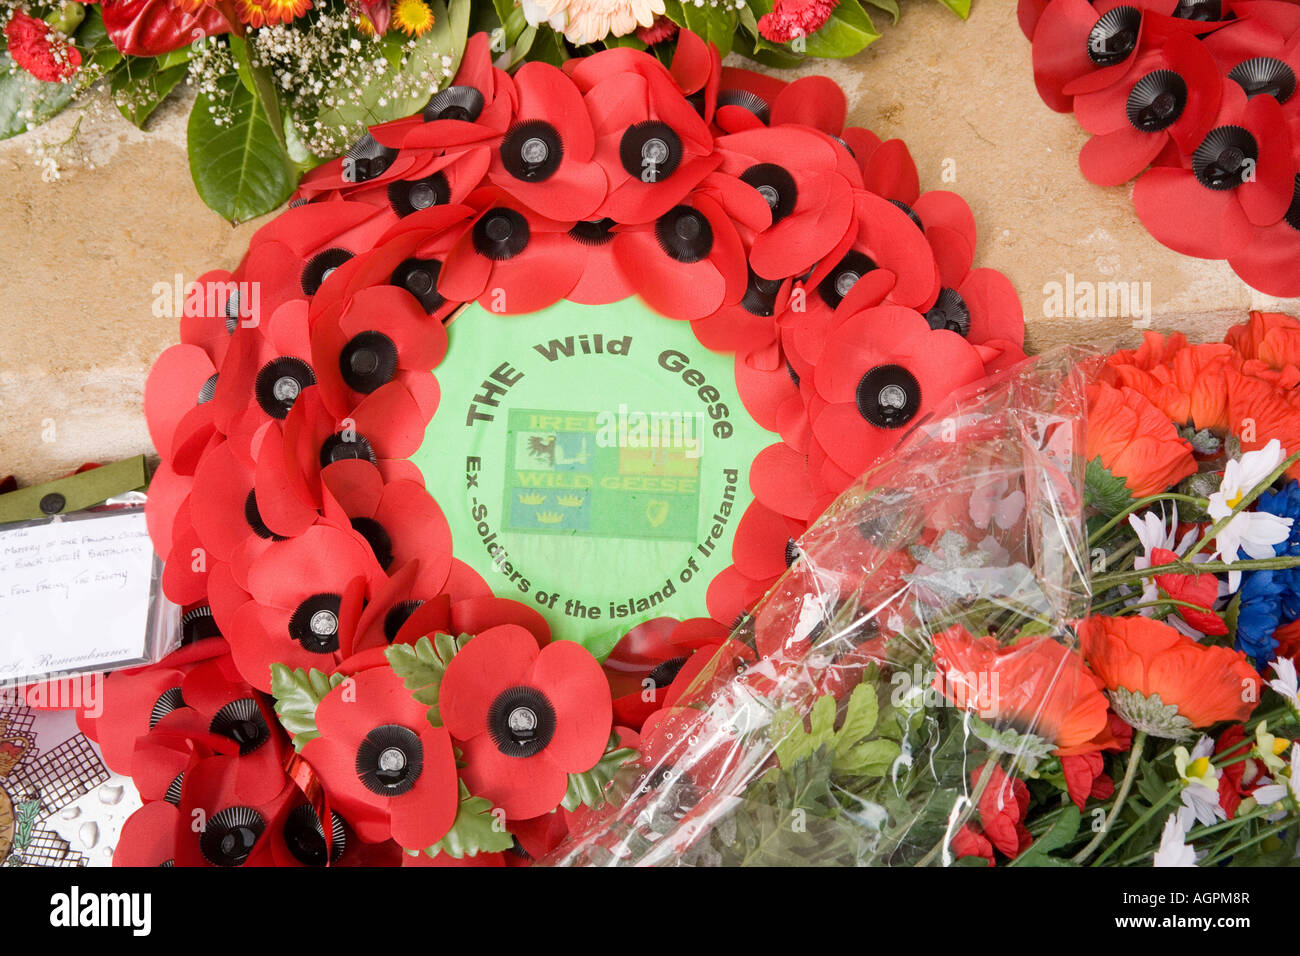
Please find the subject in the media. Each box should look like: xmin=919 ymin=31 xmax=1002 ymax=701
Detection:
xmin=271 ymin=664 xmax=348 ymax=751
xmin=561 ymin=734 xmax=638 ymax=811
xmin=385 ymin=632 xmax=466 ymax=725
xmin=864 ymin=0 xmax=901 ymax=23
xmin=1010 ymin=806 xmax=1081 ymax=866
xmin=188 ymin=70 xmax=295 ymax=223
xmin=421 ymin=783 xmax=515 ymax=859
xmin=0 ymin=52 xmax=77 ymax=140
xmin=663 ymin=0 xmax=740 ymax=56
xmin=802 ymin=0 xmax=880 ymax=58
xmin=111 ymin=57 xmax=189 ymax=129
xmin=837 ymin=738 xmax=901 ymax=777
xmin=934 ymin=0 xmax=972 ymax=18
xmin=1085 ymin=456 xmax=1134 ymax=517
xmin=833 ymin=684 xmax=879 ymax=754
xmin=76 ymin=6 xmax=123 ymax=75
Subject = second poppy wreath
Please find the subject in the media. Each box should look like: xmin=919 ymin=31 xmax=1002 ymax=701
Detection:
xmin=143 ymin=29 xmax=1025 ymax=845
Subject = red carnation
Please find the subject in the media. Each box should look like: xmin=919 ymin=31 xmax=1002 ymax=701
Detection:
xmin=440 ymin=624 xmax=612 ymax=819
xmin=757 ymin=0 xmax=838 ymax=44
xmin=6 ymin=11 xmax=81 ymax=83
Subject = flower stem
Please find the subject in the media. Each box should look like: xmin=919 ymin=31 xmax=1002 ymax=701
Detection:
xmin=917 ymin=757 xmax=998 ymax=867
xmin=1200 ymin=818 xmax=1293 ymax=866
xmin=1088 ymin=493 xmax=1208 ymax=548
xmin=1091 ymin=554 xmax=1300 ymax=592
xmin=1092 ymin=770 xmax=1179 ymax=865
xmin=1073 ymin=731 xmax=1146 ymax=864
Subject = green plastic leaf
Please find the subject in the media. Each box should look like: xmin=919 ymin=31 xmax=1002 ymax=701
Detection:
xmin=803 ymin=0 xmax=880 ymax=57
xmin=187 ymin=70 xmax=295 ymax=223
xmin=561 ymin=734 xmax=638 ymax=811
xmin=837 ymin=738 xmax=901 ymax=777
xmin=421 ymin=783 xmax=514 ymax=859
xmin=934 ymin=0 xmax=972 ymax=18
xmin=0 ymin=52 xmax=77 ymax=140
xmin=385 ymin=632 xmax=466 ymax=725
xmin=1009 ymin=806 xmax=1081 ymax=866
xmin=1085 ymin=456 xmax=1134 ymax=517
xmin=864 ymin=0 xmax=901 ymax=23
xmin=833 ymin=683 xmax=879 ymax=756
xmin=270 ymin=664 xmax=348 ymax=751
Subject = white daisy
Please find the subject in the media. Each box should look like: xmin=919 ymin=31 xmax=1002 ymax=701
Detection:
xmin=1269 ymin=657 xmax=1300 ymax=719
xmin=1208 ymin=440 xmax=1293 ymax=591
xmin=1153 ymin=812 xmax=1200 ymax=867
xmin=1174 ymin=736 xmax=1225 ymax=828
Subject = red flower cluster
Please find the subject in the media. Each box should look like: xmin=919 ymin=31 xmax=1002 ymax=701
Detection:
xmin=1020 ymin=0 xmax=1300 ymax=295
xmin=5 ymin=10 xmax=81 ymax=82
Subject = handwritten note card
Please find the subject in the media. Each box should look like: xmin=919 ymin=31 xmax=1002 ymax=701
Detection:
xmin=0 ymin=510 xmax=159 ymax=685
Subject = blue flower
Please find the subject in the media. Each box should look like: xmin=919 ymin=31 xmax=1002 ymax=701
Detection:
xmin=1236 ymin=569 xmax=1284 ymax=669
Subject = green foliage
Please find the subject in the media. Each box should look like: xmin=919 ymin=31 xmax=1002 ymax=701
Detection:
xmin=385 ymin=632 xmax=469 ymax=726
xmin=419 ymin=782 xmax=515 ymax=859
xmin=1010 ymin=807 xmax=1081 ymax=866
xmin=270 ymin=664 xmax=349 ymax=751
xmin=562 ymin=733 xmax=638 ymax=811
xmin=110 ymin=55 xmax=189 ymax=129
xmin=773 ymin=684 xmax=902 ymax=778
xmin=1085 ymin=456 xmax=1135 ymax=517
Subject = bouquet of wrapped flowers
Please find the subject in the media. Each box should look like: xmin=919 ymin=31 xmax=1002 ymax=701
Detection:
xmin=550 ymin=312 xmax=1300 ymax=867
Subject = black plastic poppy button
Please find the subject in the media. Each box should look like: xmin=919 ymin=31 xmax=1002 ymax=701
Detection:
xmin=925 ymin=287 xmax=972 ymax=336
xmin=891 ymin=200 xmax=924 ymax=231
xmin=473 ymin=209 xmax=531 ymax=260
xmin=200 ymin=807 xmax=265 ymax=867
xmin=243 ymin=489 xmax=288 ymax=542
xmin=1229 ymin=58 xmax=1296 ymax=103
xmin=255 ymin=356 xmax=316 ymax=419
xmin=319 ymin=432 xmax=378 ymax=469
xmin=740 ymin=164 xmax=798 ymax=224
xmin=1192 ymin=125 xmax=1259 ymax=190
xmin=39 ymin=493 xmax=65 ymax=515
xmin=388 ymin=171 xmax=451 ymax=217
xmin=283 ymin=804 xmax=346 ymax=867
xmin=301 ymin=248 xmax=354 ymax=296
xmin=1127 ymin=70 xmax=1188 ymax=132
xmin=391 ymin=257 xmax=446 ymax=314
xmin=502 ymin=119 xmax=563 ymax=182
xmin=423 ymin=85 xmax=485 ymax=122
xmin=356 ymin=725 xmax=424 ymax=795
xmin=350 ymin=515 xmax=394 ymax=570
xmin=818 ymin=250 xmax=877 ymax=308
xmin=210 ymin=698 xmax=270 ymax=755
xmin=569 ymin=218 xmax=616 ymax=246
xmin=1173 ymin=0 xmax=1222 ymax=20
xmin=646 ymin=657 xmax=688 ymax=691
xmin=655 ymin=206 xmax=714 ymax=263
xmin=383 ymin=599 xmax=424 ymax=643
xmin=740 ymin=268 xmax=782 ymax=317
xmin=340 ymin=331 xmax=399 ymax=394
xmin=288 ymin=593 xmax=343 ymax=653
xmin=1087 ymin=7 xmax=1141 ymax=66
xmin=149 ymin=686 xmax=186 ymax=730
xmin=343 ymin=133 xmax=398 ymax=183
xmin=488 ymin=686 xmax=557 ymax=758
xmin=181 ymin=604 xmax=222 ymax=644
xmin=1285 ymin=175 xmax=1300 ymax=232
xmin=716 ymin=89 xmax=770 ymax=125
xmin=620 ymin=121 xmax=683 ymax=181
xmin=856 ymin=364 xmax=922 ymax=429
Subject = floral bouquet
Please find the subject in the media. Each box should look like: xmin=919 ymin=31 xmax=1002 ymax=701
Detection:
xmin=1 ymin=0 xmax=970 ymax=220
xmin=548 ymin=312 xmax=1300 ymax=867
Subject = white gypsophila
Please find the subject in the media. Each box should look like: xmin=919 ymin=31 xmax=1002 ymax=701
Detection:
xmin=1208 ymin=439 xmax=1293 ymax=591
xmin=1153 ymin=812 xmax=1200 ymax=867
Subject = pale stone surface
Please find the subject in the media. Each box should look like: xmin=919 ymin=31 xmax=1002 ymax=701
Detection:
xmin=0 ymin=1 xmax=1297 ymax=484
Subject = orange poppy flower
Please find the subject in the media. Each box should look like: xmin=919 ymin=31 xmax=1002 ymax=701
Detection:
xmin=931 ymin=626 xmax=1110 ymax=756
xmin=1108 ymin=341 xmax=1237 ymax=432
xmin=1224 ymin=367 xmax=1300 ymax=481
xmin=1225 ymin=311 xmax=1300 ymax=375
xmin=1078 ymin=616 xmax=1260 ymax=738
xmin=1085 ymin=382 xmax=1197 ymax=499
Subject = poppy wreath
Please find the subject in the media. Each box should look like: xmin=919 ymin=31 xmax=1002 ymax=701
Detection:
xmin=1019 ymin=0 xmax=1300 ymax=295
xmin=136 ymin=28 xmax=1025 ymax=864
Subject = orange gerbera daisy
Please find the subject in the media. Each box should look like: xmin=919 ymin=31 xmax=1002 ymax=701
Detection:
xmin=1085 ymin=382 xmax=1196 ymax=500
xmin=1078 ymin=616 xmax=1260 ymax=739
xmin=233 ymin=0 xmax=312 ymax=27
xmin=931 ymin=626 xmax=1110 ymax=758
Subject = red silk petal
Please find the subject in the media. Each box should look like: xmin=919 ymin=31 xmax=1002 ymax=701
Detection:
xmin=1133 ymin=165 xmax=1255 ymax=258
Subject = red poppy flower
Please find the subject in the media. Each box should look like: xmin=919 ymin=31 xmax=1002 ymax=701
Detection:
xmin=704 ymin=501 xmax=809 ymax=629
xmin=612 ymin=193 xmax=747 ymax=320
xmin=909 ymin=191 xmax=1025 ymax=348
xmin=301 ymin=664 xmax=460 ymax=849
xmin=268 ymin=799 xmax=405 ymax=867
xmin=602 ymin=616 xmax=730 ymax=729
xmin=841 ymin=127 xmax=920 ymax=205
xmin=714 ymin=127 xmax=857 ymax=282
xmin=1018 ymin=0 xmax=1054 ymax=40
xmin=485 ymin=61 xmax=606 ymax=221
xmin=931 ymin=626 xmax=1111 ymax=755
xmin=1228 ymin=150 xmax=1300 ymax=295
xmin=437 ymin=188 xmax=586 ymax=312
xmin=171 ymin=754 xmax=298 ymax=867
xmin=731 ymin=352 xmax=812 ymax=454
xmin=76 ymin=637 xmax=231 ymax=776
xmin=691 ymin=273 xmax=792 ymax=370
xmin=711 ymin=66 xmax=789 ymax=134
xmin=573 ymin=49 xmax=719 ymax=224
xmin=1133 ymin=82 xmax=1295 ymax=258
xmin=321 ymin=459 xmax=451 ymax=575
xmin=1151 ymin=547 xmax=1229 ymax=634
xmin=114 ymin=801 xmax=183 ymax=867
xmin=808 ymin=304 xmax=987 ymax=477
xmin=5 ymin=10 xmax=80 ymax=82
xmin=562 ymin=216 xmax=638 ymax=304
xmin=229 ymin=523 xmax=387 ymax=690
xmin=1030 ymin=0 xmax=1215 ymax=113
xmin=953 ymin=762 xmax=1033 ymax=863
xmin=439 ymin=624 xmax=612 ymax=819
xmin=1074 ymin=31 xmax=1224 ymax=185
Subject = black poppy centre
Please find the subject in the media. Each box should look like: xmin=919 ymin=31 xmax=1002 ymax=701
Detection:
xmin=487 ymin=686 xmax=557 ymax=758
xmin=856 ymin=364 xmax=922 ymax=429
xmin=289 ymin=593 xmax=342 ymax=653
xmin=356 ymin=724 xmax=424 ymax=795
xmin=199 ymin=806 xmax=265 ymax=867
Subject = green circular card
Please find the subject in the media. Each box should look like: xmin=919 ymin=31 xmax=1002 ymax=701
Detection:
xmin=412 ymin=298 xmax=774 ymax=659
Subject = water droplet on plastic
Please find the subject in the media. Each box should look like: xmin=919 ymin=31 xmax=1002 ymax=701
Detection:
xmin=60 ymin=806 xmax=80 ymax=820
xmin=79 ymin=822 xmax=99 ymax=849
xmin=98 ymin=784 xmax=124 ymax=805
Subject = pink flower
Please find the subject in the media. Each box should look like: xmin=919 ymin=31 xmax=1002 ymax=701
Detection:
xmin=757 ymin=0 xmax=838 ymax=44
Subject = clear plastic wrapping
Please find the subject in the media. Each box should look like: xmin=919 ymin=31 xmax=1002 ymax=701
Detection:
xmin=546 ymin=347 xmax=1100 ymax=866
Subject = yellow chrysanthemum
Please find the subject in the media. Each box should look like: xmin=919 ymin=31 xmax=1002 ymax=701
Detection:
xmin=393 ymin=0 xmax=435 ymax=36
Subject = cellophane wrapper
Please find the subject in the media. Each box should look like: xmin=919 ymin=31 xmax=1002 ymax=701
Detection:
xmin=546 ymin=346 xmax=1100 ymax=866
